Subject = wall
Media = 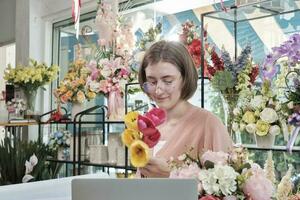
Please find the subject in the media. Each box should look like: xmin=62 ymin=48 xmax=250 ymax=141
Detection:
xmin=0 ymin=0 xmax=16 ymax=46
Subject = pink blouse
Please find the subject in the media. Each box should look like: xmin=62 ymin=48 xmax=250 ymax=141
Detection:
xmin=156 ymin=107 xmax=233 ymax=160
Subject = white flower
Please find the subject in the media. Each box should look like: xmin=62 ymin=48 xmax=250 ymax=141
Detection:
xmin=134 ymin=51 xmax=145 ymax=62
xmin=232 ymin=122 xmax=239 ymax=132
xmin=29 ymin=154 xmax=38 ymax=166
xmin=199 ymin=165 xmax=238 ymax=196
xmin=250 ymin=95 xmax=265 ymax=109
xmin=260 ymin=108 xmax=278 ymax=124
xmin=22 ymin=174 xmax=34 ymax=183
xmin=245 ymin=123 xmax=256 ymax=134
xmin=269 ymin=125 xmax=280 ymax=136
xmin=25 ymin=161 xmax=33 ymax=174
xmin=233 ymin=108 xmax=240 ymax=116
xmin=65 ymin=138 xmax=71 ymax=145
xmin=88 ymin=81 xmax=100 ymax=92
xmin=287 ymin=101 xmax=294 ymax=109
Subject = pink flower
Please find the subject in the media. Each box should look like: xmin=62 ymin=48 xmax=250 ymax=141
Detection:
xmin=87 ymin=60 xmax=99 ymax=80
xmin=137 ymin=115 xmax=160 ymax=148
xmin=99 ymin=80 xmax=109 ymax=94
xmin=199 ymin=195 xmax=221 ymax=200
xmin=243 ymin=174 xmax=274 ymax=200
xmin=170 ymin=163 xmax=200 ymax=179
xmin=144 ymin=108 xmax=167 ymax=126
xmin=200 ymin=150 xmax=228 ymax=166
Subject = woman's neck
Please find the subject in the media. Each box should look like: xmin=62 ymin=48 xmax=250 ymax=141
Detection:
xmin=165 ymin=101 xmax=192 ymax=124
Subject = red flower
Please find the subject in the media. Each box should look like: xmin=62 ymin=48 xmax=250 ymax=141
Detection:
xmin=249 ymin=65 xmax=259 ymax=84
xmin=210 ymin=49 xmax=224 ymax=71
xmin=199 ymin=195 xmax=221 ymax=200
xmin=188 ymin=39 xmax=201 ymax=55
xmin=137 ymin=115 xmax=161 ymax=148
xmin=144 ymin=108 xmax=166 ymax=126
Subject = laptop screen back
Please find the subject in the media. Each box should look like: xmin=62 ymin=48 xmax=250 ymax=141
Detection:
xmin=72 ymin=178 xmax=198 ymax=200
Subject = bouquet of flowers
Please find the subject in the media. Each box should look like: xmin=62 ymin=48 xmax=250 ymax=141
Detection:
xmin=6 ymin=98 xmax=26 ymax=115
xmin=55 ymin=59 xmax=95 ymax=104
xmin=4 ymin=59 xmax=59 ymax=91
xmin=207 ymin=45 xmax=259 ymax=97
xmin=121 ymin=108 xmax=166 ymax=167
xmin=169 ymin=147 xmax=295 ymax=200
xmin=4 ymin=59 xmax=59 ymax=112
xmin=48 ymin=130 xmax=71 ymax=151
xmin=178 ymin=20 xmax=209 ymax=75
xmin=232 ymin=80 xmax=286 ymax=138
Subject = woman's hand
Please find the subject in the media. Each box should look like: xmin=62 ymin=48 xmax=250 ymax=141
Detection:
xmin=139 ymin=157 xmax=170 ymax=178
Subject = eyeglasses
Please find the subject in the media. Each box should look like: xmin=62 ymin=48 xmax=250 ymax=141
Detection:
xmin=142 ymin=80 xmax=177 ymax=94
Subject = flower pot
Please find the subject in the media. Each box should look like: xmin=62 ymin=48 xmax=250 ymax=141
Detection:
xmin=255 ymin=134 xmax=275 ymax=148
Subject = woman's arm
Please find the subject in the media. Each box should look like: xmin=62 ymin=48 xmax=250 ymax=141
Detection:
xmin=139 ymin=157 xmax=170 ymax=178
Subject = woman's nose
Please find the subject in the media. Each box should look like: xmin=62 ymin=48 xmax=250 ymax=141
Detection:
xmin=154 ymin=82 xmax=164 ymax=95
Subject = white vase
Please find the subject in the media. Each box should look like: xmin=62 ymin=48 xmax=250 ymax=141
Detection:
xmin=72 ymin=103 xmax=85 ymax=120
xmin=255 ymin=134 xmax=275 ymax=148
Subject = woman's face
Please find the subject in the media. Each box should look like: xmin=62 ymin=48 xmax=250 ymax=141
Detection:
xmin=144 ymin=61 xmax=183 ymax=110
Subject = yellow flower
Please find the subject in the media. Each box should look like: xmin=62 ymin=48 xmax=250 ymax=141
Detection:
xmin=121 ymin=129 xmax=141 ymax=147
xmin=76 ymin=90 xmax=86 ymax=103
xmin=256 ymin=120 xmax=270 ymax=136
xmin=129 ymin=140 xmax=150 ymax=167
xmin=86 ymin=91 xmax=96 ymax=99
xmin=124 ymin=111 xmax=139 ymax=130
xmin=242 ymin=111 xmax=256 ymax=124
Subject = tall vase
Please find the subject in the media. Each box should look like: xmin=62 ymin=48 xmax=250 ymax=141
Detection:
xmin=222 ymin=93 xmax=240 ymax=143
xmin=23 ymin=87 xmax=38 ymax=116
xmin=72 ymin=103 xmax=85 ymax=121
xmin=107 ymin=90 xmax=125 ymax=121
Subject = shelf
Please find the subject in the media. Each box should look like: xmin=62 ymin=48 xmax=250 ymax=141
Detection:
xmin=81 ymin=162 xmax=136 ymax=171
xmin=242 ymin=144 xmax=300 ymax=153
xmin=46 ymin=158 xmax=76 ymax=164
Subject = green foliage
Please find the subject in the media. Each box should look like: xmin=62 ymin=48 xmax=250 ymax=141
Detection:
xmin=0 ymin=138 xmax=61 ymax=185
xmin=211 ymin=70 xmax=234 ymax=92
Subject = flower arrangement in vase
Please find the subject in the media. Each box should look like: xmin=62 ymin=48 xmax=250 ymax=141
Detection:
xmin=121 ymin=108 xmax=166 ymax=167
xmin=206 ymin=45 xmax=259 ymax=136
xmin=4 ymin=59 xmax=59 ymax=115
xmin=84 ymin=0 xmax=137 ymax=120
xmin=48 ymin=130 xmax=71 ymax=160
xmin=232 ymin=80 xmax=287 ymax=147
xmin=169 ymin=147 xmax=296 ymax=200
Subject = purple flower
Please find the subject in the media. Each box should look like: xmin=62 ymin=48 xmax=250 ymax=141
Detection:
xmin=262 ymin=63 xmax=279 ymax=80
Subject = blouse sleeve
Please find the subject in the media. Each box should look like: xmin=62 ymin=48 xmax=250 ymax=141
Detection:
xmin=203 ymin=113 xmax=233 ymax=152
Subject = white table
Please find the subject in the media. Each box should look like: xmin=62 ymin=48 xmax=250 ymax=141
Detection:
xmin=0 ymin=173 xmax=110 ymax=200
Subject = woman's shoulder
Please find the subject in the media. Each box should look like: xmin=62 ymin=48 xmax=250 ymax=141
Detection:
xmin=189 ymin=106 xmax=220 ymax=121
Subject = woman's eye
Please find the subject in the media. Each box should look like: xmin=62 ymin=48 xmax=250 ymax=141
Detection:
xmin=164 ymin=80 xmax=173 ymax=85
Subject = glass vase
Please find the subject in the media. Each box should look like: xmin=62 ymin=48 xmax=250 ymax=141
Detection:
xmin=72 ymin=102 xmax=85 ymax=121
xmin=255 ymin=133 xmax=275 ymax=148
xmin=23 ymin=88 xmax=37 ymax=115
xmin=222 ymin=92 xmax=240 ymax=143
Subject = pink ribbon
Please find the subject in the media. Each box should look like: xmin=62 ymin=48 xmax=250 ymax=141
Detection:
xmin=107 ymin=89 xmax=124 ymax=120
xmin=287 ymin=126 xmax=300 ymax=153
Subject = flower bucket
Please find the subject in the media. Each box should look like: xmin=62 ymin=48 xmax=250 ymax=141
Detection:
xmin=255 ymin=134 xmax=275 ymax=148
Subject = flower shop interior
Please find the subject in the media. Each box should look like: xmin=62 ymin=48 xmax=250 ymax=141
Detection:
xmin=1 ymin=0 xmax=300 ymax=199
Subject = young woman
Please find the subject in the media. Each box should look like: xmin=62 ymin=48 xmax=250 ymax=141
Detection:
xmin=137 ymin=40 xmax=233 ymax=177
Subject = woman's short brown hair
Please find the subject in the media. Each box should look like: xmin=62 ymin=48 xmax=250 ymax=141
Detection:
xmin=138 ymin=40 xmax=198 ymax=100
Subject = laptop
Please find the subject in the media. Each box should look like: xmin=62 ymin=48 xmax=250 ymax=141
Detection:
xmin=72 ymin=178 xmax=198 ymax=200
